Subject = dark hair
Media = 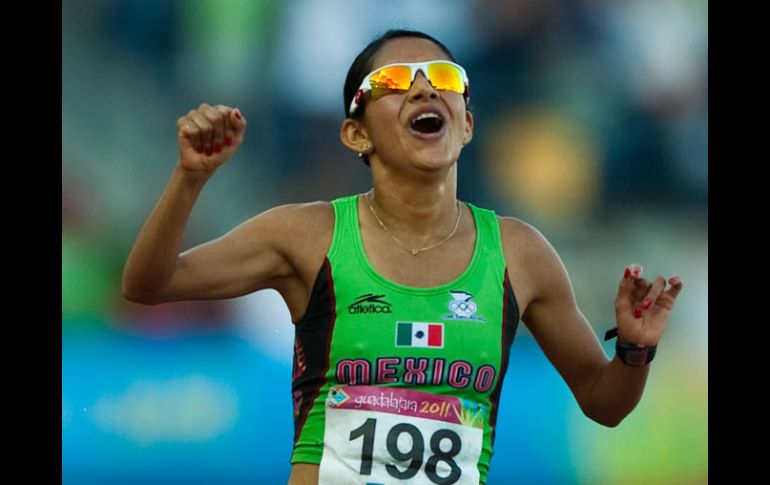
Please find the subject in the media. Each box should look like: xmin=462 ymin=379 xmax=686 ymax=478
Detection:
xmin=343 ymin=29 xmax=458 ymax=121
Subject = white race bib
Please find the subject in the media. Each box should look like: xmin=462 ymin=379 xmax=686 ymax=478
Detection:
xmin=318 ymin=385 xmax=484 ymax=485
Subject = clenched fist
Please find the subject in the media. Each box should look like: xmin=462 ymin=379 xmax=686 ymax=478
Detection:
xmin=176 ymin=103 xmax=247 ymax=176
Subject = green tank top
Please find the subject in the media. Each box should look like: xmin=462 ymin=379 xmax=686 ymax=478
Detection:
xmin=290 ymin=194 xmax=519 ymax=485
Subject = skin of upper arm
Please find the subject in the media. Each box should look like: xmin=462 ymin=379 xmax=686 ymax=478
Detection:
xmin=157 ymin=202 xmax=331 ymax=303
xmin=499 ymin=217 xmax=608 ymax=409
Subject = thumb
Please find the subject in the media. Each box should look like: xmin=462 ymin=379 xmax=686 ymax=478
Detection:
xmin=176 ymin=117 xmax=204 ymax=154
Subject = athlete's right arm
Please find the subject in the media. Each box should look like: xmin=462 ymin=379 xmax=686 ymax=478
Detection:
xmin=122 ymin=103 xmax=294 ymax=304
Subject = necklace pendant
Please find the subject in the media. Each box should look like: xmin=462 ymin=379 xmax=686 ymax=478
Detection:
xmin=365 ymin=191 xmax=462 ymax=258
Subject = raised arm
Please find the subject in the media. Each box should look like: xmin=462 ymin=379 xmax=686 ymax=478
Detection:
xmin=501 ymin=218 xmax=683 ymax=427
xmin=122 ymin=104 xmax=295 ymax=305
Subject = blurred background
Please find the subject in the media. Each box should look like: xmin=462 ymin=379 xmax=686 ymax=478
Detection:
xmin=62 ymin=0 xmax=707 ymax=483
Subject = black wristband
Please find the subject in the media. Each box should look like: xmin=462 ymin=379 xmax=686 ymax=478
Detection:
xmin=604 ymin=327 xmax=657 ymax=367
xmin=615 ymin=340 xmax=657 ymax=366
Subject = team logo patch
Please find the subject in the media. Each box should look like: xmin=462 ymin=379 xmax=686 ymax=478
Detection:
xmin=326 ymin=387 xmax=350 ymax=408
xmin=347 ymin=293 xmax=393 ymax=315
xmin=396 ymin=322 xmax=444 ymax=348
xmin=443 ymin=291 xmax=485 ymax=322
xmin=326 ymin=386 xmax=351 ymax=408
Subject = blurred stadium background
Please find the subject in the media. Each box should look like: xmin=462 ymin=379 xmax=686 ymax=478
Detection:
xmin=62 ymin=1 xmax=707 ymax=483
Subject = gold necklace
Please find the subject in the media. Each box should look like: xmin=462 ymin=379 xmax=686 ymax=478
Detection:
xmin=364 ymin=191 xmax=462 ymax=256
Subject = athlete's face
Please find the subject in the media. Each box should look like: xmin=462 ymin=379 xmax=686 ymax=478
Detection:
xmin=359 ymin=38 xmax=474 ymax=173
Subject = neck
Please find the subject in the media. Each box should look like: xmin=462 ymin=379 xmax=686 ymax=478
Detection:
xmin=368 ymin=163 xmax=459 ymax=237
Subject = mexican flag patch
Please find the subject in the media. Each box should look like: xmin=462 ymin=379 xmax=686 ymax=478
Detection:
xmin=396 ymin=322 xmax=444 ymax=348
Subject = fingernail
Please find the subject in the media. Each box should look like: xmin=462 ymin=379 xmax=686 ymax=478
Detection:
xmin=669 ymin=276 xmax=681 ymax=286
xmin=214 ymin=144 xmax=222 ymax=152
xmin=205 ymin=147 xmax=213 ymax=156
xmin=631 ymin=265 xmax=643 ymax=278
xmin=633 ymin=308 xmax=643 ymax=319
xmin=624 ymin=267 xmax=631 ymax=279
xmin=234 ymin=109 xmax=242 ymax=120
xmin=224 ymin=137 xmax=233 ymax=146
xmin=642 ymin=299 xmax=653 ymax=310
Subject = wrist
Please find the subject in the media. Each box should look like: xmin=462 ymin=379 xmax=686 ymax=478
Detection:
xmin=615 ymin=340 xmax=657 ymax=367
xmin=604 ymin=327 xmax=657 ymax=367
xmin=174 ymin=162 xmax=214 ymax=187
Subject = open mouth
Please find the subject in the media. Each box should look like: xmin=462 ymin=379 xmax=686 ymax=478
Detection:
xmin=409 ymin=112 xmax=444 ymax=134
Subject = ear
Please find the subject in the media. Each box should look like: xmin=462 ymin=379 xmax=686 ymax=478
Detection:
xmin=463 ymin=109 xmax=474 ymax=146
xmin=340 ymin=118 xmax=371 ymax=155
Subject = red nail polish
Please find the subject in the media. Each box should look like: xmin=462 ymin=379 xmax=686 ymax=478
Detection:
xmin=624 ymin=268 xmax=631 ymax=279
xmin=669 ymin=276 xmax=681 ymax=286
xmin=633 ymin=308 xmax=643 ymax=319
xmin=642 ymin=299 xmax=653 ymax=310
xmin=234 ymin=110 xmax=241 ymax=120
xmin=224 ymin=137 xmax=233 ymax=146
xmin=214 ymin=144 xmax=222 ymax=152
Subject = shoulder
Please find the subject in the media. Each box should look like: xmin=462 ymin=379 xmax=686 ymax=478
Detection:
xmin=261 ymin=199 xmax=334 ymax=218
xmin=242 ymin=200 xmax=334 ymax=234
xmin=242 ymin=200 xmax=335 ymax=251
xmin=495 ymin=215 xmax=568 ymax=312
xmin=496 ymin=215 xmax=556 ymax=262
xmin=266 ymin=200 xmax=335 ymax=227
xmin=233 ymin=200 xmax=337 ymax=289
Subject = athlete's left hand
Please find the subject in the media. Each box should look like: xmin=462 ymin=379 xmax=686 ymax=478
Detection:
xmin=614 ymin=264 xmax=684 ymax=346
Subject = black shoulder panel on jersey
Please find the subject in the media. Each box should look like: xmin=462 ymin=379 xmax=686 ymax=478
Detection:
xmin=488 ymin=267 xmax=520 ymax=445
xmin=292 ymin=258 xmax=337 ymax=445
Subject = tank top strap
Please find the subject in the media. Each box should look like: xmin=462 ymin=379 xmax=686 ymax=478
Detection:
xmin=466 ymin=202 xmax=506 ymax=271
xmin=328 ymin=194 xmax=359 ymax=261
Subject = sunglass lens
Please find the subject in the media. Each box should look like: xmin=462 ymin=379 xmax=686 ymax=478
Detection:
xmin=369 ymin=65 xmax=412 ymax=91
xmin=427 ymin=63 xmax=465 ymax=94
